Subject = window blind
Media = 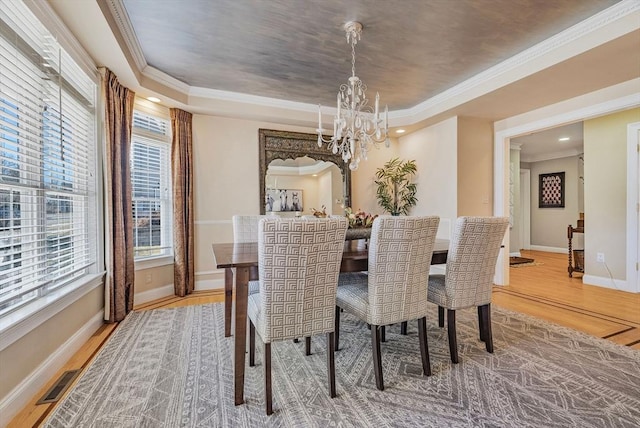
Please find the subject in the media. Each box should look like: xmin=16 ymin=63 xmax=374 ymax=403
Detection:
xmin=131 ymin=111 xmax=172 ymax=259
xmin=0 ymin=1 xmax=97 ymax=315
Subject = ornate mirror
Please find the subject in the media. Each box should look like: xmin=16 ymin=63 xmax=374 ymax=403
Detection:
xmin=259 ymin=129 xmax=351 ymax=215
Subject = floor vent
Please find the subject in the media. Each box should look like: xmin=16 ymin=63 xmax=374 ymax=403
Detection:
xmin=36 ymin=369 xmax=81 ymax=404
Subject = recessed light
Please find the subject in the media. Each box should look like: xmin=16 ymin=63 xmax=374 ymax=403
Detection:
xmin=396 ymin=129 xmax=406 ymax=134
xmin=558 ymin=137 xmax=570 ymax=141
xmin=312 ymin=174 xmax=318 ymax=177
xmin=147 ymin=96 xmax=161 ymax=103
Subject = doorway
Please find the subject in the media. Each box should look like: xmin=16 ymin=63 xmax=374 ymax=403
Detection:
xmin=493 ymin=93 xmax=639 ymax=290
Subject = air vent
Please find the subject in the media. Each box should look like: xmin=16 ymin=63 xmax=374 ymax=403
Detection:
xmin=36 ymin=369 xmax=81 ymax=404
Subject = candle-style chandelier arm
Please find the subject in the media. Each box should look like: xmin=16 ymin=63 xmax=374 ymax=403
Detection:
xmin=317 ymin=21 xmax=390 ymax=171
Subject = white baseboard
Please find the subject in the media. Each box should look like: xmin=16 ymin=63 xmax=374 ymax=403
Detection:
xmin=529 ymin=245 xmax=567 ymax=254
xmin=0 ymin=311 xmax=104 ymax=427
xmin=510 ymin=251 xmax=522 ymax=257
xmin=195 ymin=278 xmax=224 ymax=291
xmin=133 ymin=284 xmax=175 ymax=306
xmin=583 ymin=274 xmax=633 ymax=293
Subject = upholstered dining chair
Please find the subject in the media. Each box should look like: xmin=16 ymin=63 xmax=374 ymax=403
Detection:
xmin=427 ymin=216 xmax=509 ymax=364
xmin=222 ymin=215 xmax=265 ymax=337
xmin=247 ymin=217 xmax=348 ymax=415
xmin=335 ymin=215 xmax=440 ymax=391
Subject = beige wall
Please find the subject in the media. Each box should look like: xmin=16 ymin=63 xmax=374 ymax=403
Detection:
xmin=399 ymin=117 xmax=458 ymax=239
xmin=0 ymin=286 xmax=103 ymax=400
xmin=583 ymin=108 xmax=640 ymax=280
xmin=457 ymin=117 xmax=494 ymax=217
xmin=134 ymin=264 xmax=174 ymax=295
xmin=350 ymin=139 xmax=400 ymax=215
xmin=530 ymin=156 xmax=581 ymax=249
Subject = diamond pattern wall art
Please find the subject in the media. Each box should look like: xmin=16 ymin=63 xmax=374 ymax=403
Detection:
xmin=538 ymin=171 xmax=565 ymax=208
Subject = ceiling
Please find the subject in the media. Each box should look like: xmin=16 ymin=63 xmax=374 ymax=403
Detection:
xmin=512 ymin=122 xmax=584 ymax=162
xmin=118 ymin=0 xmax=622 ymax=110
xmin=47 ymin=0 xmax=639 ymax=134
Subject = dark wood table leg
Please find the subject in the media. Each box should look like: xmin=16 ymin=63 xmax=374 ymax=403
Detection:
xmin=224 ymin=268 xmax=233 ymax=337
xmin=234 ymin=266 xmax=249 ymax=405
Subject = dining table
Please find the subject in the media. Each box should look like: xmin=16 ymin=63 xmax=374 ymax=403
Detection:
xmin=212 ymin=238 xmax=449 ymax=406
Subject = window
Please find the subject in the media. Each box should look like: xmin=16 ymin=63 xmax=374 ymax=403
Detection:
xmin=0 ymin=3 xmax=97 ymax=316
xmin=131 ymin=110 xmax=172 ymax=259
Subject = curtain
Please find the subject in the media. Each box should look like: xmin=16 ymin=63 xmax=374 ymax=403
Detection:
xmin=101 ymin=68 xmax=135 ymax=323
xmin=171 ymin=108 xmax=195 ymax=297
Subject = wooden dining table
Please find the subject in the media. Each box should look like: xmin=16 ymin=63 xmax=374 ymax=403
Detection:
xmin=212 ymin=238 xmax=449 ymax=406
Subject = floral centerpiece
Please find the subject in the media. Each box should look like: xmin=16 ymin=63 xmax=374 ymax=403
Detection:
xmin=345 ymin=207 xmax=377 ymax=228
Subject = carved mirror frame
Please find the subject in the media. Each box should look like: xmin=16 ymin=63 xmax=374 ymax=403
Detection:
xmin=259 ymin=129 xmax=351 ymax=215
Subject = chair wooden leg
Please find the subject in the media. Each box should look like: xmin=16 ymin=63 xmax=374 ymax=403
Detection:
xmin=482 ymin=304 xmax=494 ymax=353
xmin=327 ymin=332 xmax=336 ymax=398
xmin=447 ymin=309 xmax=459 ymax=364
xmin=381 ymin=325 xmax=386 ymax=343
xmin=438 ymin=306 xmax=445 ymax=328
xmin=265 ymin=342 xmax=272 ymax=415
xmin=305 ymin=337 xmax=311 ymax=356
xmin=335 ymin=306 xmax=341 ymax=351
xmin=400 ymin=321 xmax=408 ymax=335
xmin=478 ymin=306 xmax=486 ymax=342
xmin=371 ymin=325 xmax=384 ymax=391
xmin=418 ymin=317 xmax=432 ymax=376
xmin=249 ymin=320 xmax=256 ymax=367
xmin=224 ymin=268 xmax=233 ymax=337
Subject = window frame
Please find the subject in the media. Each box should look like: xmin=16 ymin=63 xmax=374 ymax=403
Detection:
xmin=0 ymin=0 xmax=102 ymax=347
xmin=130 ymin=107 xmax=173 ymax=265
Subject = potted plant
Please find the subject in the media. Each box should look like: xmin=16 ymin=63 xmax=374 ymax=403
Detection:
xmin=374 ymin=158 xmax=418 ymax=216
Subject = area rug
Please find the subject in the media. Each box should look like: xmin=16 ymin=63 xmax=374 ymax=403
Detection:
xmin=510 ymin=256 xmax=535 ymax=265
xmin=510 ymin=261 xmax=544 ymax=268
xmin=44 ymin=303 xmax=640 ymax=428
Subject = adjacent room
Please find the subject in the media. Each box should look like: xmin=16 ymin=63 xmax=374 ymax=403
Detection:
xmin=1 ymin=0 xmax=639 ymax=426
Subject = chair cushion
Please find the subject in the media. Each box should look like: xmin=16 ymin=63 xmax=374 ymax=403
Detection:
xmin=247 ymin=292 xmax=266 ymax=340
xmin=336 ymin=273 xmax=369 ymax=322
xmin=427 ymin=274 xmax=447 ymax=307
xmin=248 ymin=280 xmax=260 ymax=295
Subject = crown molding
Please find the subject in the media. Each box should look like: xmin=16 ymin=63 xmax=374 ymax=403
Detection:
xmin=393 ymin=0 xmax=640 ymax=125
xmin=267 ymin=162 xmax=334 ymax=176
xmin=102 ymin=0 xmax=147 ymax=71
xmin=188 ymin=86 xmax=321 ymax=113
xmin=142 ymin=65 xmax=191 ymax=94
xmin=104 ymin=0 xmax=639 ymax=124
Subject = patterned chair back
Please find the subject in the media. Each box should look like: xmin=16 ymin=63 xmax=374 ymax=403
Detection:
xmin=257 ymin=217 xmax=348 ymax=342
xmin=367 ymin=216 xmax=440 ymax=326
xmin=444 ymin=216 xmax=509 ymax=309
xmin=232 ymin=215 xmax=266 ymax=243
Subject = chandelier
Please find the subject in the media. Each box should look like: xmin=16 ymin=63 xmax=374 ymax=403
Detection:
xmin=317 ymin=21 xmax=389 ymax=171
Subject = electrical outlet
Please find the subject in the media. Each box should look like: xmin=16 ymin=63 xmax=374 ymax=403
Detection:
xmin=145 ymin=273 xmax=152 ymax=284
xmin=596 ymin=252 xmax=605 ymax=263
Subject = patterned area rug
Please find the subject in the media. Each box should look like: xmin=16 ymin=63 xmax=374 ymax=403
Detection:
xmin=44 ymin=303 xmax=640 ymax=427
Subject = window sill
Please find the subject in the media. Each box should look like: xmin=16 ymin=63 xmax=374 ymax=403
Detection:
xmin=0 ymin=273 xmax=105 ymax=352
xmin=134 ymin=255 xmax=174 ymax=271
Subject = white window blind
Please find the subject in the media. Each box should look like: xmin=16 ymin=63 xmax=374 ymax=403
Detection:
xmin=131 ymin=110 xmax=172 ymax=259
xmin=0 ymin=1 xmax=97 ymax=315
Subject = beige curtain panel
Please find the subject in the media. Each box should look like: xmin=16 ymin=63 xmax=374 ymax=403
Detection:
xmin=171 ymin=108 xmax=195 ymax=297
xmin=101 ymin=67 xmax=136 ymax=323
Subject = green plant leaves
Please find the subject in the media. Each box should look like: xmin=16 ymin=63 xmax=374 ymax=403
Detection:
xmin=374 ymin=158 xmax=418 ymax=215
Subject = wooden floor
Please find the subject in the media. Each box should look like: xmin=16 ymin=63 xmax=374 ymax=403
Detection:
xmin=9 ymin=251 xmax=640 ymax=427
